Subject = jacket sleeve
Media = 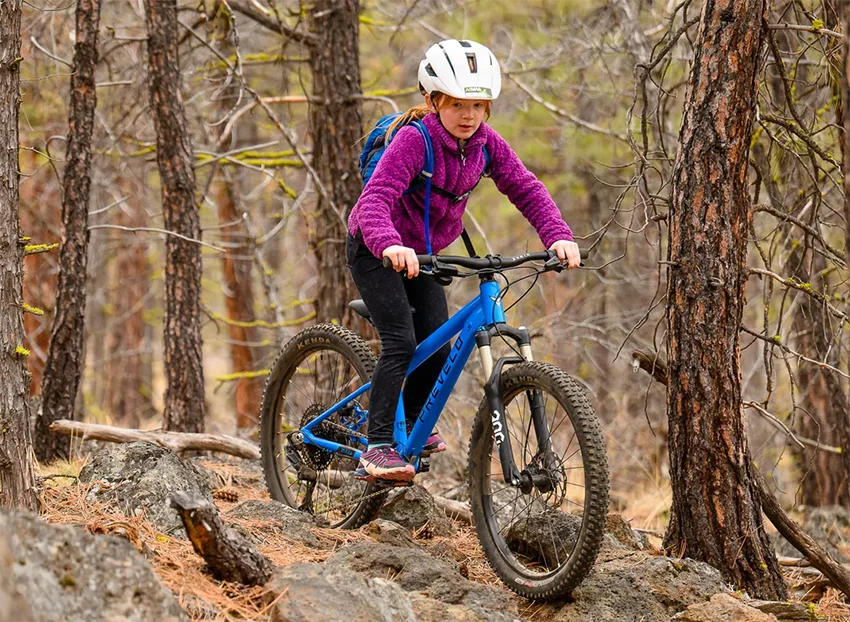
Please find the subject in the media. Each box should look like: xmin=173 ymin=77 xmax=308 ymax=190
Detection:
xmin=485 ymin=128 xmax=573 ymax=247
xmin=352 ymin=126 xmax=425 ymax=258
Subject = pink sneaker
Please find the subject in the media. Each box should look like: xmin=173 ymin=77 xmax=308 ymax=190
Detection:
xmin=423 ymin=431 xmax=447 ymax=455
xmin=356 ymin=445 xmax=415 ymax=482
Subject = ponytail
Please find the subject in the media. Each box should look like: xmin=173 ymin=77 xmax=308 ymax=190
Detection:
xmin=386 ymin=103 xmax=431 ymax=136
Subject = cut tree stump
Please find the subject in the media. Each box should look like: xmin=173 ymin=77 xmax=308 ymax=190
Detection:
xmin=171 ymin=491 xmax=274 ymax=585
xmin=49 ymin=419 xmax=260 ymax=460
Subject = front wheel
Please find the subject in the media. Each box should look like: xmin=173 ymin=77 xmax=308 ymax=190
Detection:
xmin=467 ymin=361 xmax=609 ymax=601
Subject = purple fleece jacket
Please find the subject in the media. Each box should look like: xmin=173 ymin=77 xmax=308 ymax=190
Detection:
xmin=348 ymin=113 xmax=573 ymax=258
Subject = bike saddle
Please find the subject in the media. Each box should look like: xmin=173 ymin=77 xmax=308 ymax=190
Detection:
xmin=348 ymin=299 xmax=415 ymax=323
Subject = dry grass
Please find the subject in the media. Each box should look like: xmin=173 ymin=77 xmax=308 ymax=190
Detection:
xmin=36 ymin=463 xmax=498 ymax=621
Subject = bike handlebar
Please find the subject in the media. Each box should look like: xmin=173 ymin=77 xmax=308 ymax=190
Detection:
xmin=381 ymin=249 xmax=589 ymax=273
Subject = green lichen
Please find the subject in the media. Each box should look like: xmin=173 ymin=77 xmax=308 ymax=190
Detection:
xmin=21 ymin=302 xmax=44 ymax=316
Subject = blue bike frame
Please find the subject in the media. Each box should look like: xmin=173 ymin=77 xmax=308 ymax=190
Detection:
xmin=300 ymin=279 xmax=506 ymax=465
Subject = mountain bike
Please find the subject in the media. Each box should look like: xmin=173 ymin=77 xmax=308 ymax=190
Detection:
xmin=259 ymin=249 xmax=610 ymax=600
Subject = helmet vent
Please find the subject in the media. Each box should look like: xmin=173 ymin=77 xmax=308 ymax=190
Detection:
xmin=466 ymin=53 xmax=477 ymax=73
xmin=442 ymin=51 xmax=457 ymax=77
xmin=459 ymin=40 xmax=472 ymax=48
xmin=425 ymin=63 xmax=437 ymax=77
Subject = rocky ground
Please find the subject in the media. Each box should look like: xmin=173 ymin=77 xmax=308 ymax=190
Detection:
xmin=2 ymin=441 xmax=848 ymax=621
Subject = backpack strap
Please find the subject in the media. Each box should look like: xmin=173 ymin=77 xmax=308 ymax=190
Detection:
xmin=460 ymin=228 xmax=478 ymax=258
xmin=410 ymin=120 xmax=435 ymax=255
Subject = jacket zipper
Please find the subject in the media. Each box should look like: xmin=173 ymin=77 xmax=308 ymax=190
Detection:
xmin=458 ymin=141 xmax=466 ymax=164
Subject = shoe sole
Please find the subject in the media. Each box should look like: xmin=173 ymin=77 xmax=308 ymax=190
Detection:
xmin=354 ymin=464 xmax=415 ymax=482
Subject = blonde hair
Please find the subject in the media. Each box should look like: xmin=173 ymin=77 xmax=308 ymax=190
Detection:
xmin=386 ymin=93 xmax=492 ymax=136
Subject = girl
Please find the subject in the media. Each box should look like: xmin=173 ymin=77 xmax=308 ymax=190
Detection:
xmin=347 ymin=39 xmax=581 ymax=482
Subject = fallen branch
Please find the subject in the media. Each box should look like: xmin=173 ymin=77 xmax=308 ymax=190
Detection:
xmin=171 ymin=491 xmax=274 ymax=585
xmin=631 ymin=350 xmax=668 ymax=385
xmin=753 ymin=468 xmax=850 ymax=598
xmin=49 ymin=420 xmax=260 ymax=460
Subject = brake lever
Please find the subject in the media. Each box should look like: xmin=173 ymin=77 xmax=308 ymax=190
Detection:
xmin=543 ymin=256 xmax=584 ymax=273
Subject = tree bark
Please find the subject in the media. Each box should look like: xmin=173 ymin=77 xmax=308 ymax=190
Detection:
xmin=144 ymin=0 xmax=206 ymax=432
xmin=35 ymin=0 xmax=102 ymax=462
xmin=307 ymin=0 xmax=362 ymax=325
xmin=664 ymin=0 xmax=786 ymax=599
xmin=171 ymin=491 xmax=274 ymax=585
xmin=0 ymin=0 xmax=38 ymax=511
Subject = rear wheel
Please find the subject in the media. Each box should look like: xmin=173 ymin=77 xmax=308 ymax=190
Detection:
xmin=260 ymin=324 xmax=389 ymax=528
xmin=467 ymin=361 xmax=609 ymax=600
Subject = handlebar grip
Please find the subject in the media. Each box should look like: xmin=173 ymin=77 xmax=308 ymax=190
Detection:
xmin=382 ymin=255 xmax=434 ymax=270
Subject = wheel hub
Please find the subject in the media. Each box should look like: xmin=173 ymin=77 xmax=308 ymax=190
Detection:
xmin=298 ymin=404 xmax=347 ymax=470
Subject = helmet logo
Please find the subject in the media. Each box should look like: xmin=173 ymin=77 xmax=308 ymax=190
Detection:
xmin=464 ymin=86 xmax=492 ymax=97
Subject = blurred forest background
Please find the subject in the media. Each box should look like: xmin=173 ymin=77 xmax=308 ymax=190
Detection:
xmin=13 ymin=0 xmax=850 ymax=530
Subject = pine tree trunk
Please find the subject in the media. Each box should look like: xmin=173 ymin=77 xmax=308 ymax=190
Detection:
xmin=35 ymin=0 xmax=101 ymax=463
xmin=792 ymin=248 xmax=849 ymax=506
xmin=0 ymin=0 xmax=38 ymax=511
xmin=103 ymin=182 xmax=155 ymax=428
xmin=833 ymin=0 xmax=850 ymax=503
xmin=207 ymin=1 xmax=261 ymax=431
xmin=144 ymin=0 xmax=206 ymax=432
xmin=216 ymin=182 xmax=261 ymax=430
xmin=664 ymin=0 xmax=786 ymax=599
xmin=307 ymin=0 xmax=362 ymax=325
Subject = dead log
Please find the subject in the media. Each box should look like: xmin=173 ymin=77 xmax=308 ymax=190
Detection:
xmin=49 ymin=419 xmax=260 ymax=460
xmin=171 ymin=491 xmax=274 ymax=585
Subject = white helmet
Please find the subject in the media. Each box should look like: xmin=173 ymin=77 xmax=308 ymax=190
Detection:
xmin=418 ymin=39 xmax=501 ymax=101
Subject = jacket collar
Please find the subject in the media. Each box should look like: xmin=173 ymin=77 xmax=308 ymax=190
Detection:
xmin=422 ymin=113 xmax=487 ymax=154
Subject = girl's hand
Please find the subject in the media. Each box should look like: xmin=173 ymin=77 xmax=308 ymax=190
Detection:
xmin=549 ymin=240 xmax=581 ymax=270
xmin=382 ymin=245 xmax=420 ymax=278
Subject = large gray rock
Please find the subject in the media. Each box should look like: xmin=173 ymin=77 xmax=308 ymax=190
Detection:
xmin=79 ymin=442 xmax=214 ymax=535
xmin=377 ymin=485 xmax=454 ymax=537
xmin=265 ymin=563 xmax=417 ymax=622
xmin=537 ymin=551 xmax=728 ymax=622
xmin=326 ymin=541 xmax=517 ymax=618
xmin=0 ymin=510 xmax=186 ymax=622
xmin=0 ymin=528 xmax=34 ymax=621
xmin=360 ymin=518 xmax=419 ymax=549
xmin=505 ymin=511 xmax=651 ymax=568
xmin=672 ymin=593 xmax=778 ymax=621
xmin=225 ymin=499 xmax=319 ymax=547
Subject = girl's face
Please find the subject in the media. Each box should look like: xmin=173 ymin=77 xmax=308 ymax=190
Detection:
xmin=428 ymin=95 xmax=488 ymax=140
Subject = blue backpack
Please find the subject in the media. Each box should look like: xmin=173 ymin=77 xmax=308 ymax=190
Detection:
xmin=359 ymin=112 xmax=489 ymax=255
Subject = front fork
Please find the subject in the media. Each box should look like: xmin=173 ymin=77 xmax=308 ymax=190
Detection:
xmin=476 ymin=325 xmax=553 ymax=490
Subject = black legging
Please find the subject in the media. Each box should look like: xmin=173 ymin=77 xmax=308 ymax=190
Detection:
xmin=346 ymin=232 xmax=451 ymax=445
